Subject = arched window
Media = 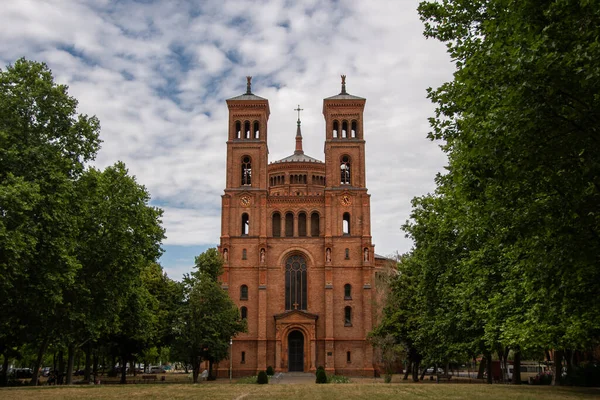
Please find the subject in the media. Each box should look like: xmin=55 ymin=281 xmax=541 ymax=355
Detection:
xmin=347 ymin=351 xmax=352 ymax=363
xmin=244 ymin=121 xmax=251 ymax=139
xmin=340 ymin=155 xmax=351 ymax=185
xmin=241 ymin=156 xmax=252 ymax=186
xmin=254 ymin=121 xmax=260 ymax=138
xmin=236 ymin=121 xmax=241 ymax=139
xmin=285 ymin=254 xmax=307 ymax=310
xmin=345 ymin=248 xmax=350 ymax=259
xmin=242 ymin=248 xmax=247 ymax=260
xmin=298 ymin=212 xmax=307 ymax=237
xmin=285 ymin=212 xmax=294 ymax=237
xmin=241 ymin=306 xmax=248 ymax=320
xmin=333 ymin=120 xmax=339 ymax=138
xmin=240 ymin=285 xmax=248 ymax=300
xmin=241 ymin=351 xmax=246 ymax=364
xmin=351 ymin=120 xmax=357 ymax=138
xmin=272 ymin=212 xmax=281 ymax=237
xmin=343 ymin=213 xmax=350 ymax=235
xmin=310 ymin=212 xmax=320 ymax=237
xmin=344 ymin=284 xmax=352 ymax=299
xmin=241 ymin=213 xmax=249 ymax=235
xmin=342 ymin=121 xmax=348 ymax=138
xmin=344 ymin=306 xmax=352 ymax=326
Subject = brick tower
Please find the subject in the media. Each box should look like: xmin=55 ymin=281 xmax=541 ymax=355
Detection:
xmin=219 ymin=76 xmax=385 ymax=377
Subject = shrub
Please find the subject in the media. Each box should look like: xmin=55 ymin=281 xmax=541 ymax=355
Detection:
xmin=257 ymin=371 xmax=269 ymax=384
xmin=316 ymin=368 xmax=328 ymax=384
xmin=530 ymin=371 xmax=552 ymax=385
xmin=567 ymin=363 xmax=600 ymax=387
xmin=266 ymin=366 xmax=274 ymax=376
xmin=384 ymin=374 xmax=392 ymax=383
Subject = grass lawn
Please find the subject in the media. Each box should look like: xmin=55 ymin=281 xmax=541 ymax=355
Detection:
xmin=2 ymin=382 xmax=599 ymax=400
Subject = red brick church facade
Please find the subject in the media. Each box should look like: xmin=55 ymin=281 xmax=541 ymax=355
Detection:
xmin=218 ymin=77 xmax=386 ymax=377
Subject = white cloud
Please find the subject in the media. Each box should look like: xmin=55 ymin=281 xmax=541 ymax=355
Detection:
xmin=0 ymin=0 xmax=454 ymax=271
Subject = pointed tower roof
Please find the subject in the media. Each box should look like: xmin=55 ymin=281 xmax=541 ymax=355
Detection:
xmin=227 ymin=76 xmax=268 ymax=101
xmin=324 ymin=75 xmax=365 ymax=100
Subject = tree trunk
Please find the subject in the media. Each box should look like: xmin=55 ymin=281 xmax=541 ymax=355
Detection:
xmin=419 ymin=365 xmax=427 ymax=381
xmin=66 ymin=342 xmax=75 ymax=385
xmin=486 ymin=354 xmax=493 ymax=384
xmin=403 ymin=360 xmax=411 ymax=380
xmin=552 ymin=350 xmax=563 ymax=386
xmin=1 ymin=351 xmax=9 ymax=386
xmin=57 ymin=349 xmax=65 ymax=384
xmin=512 ymin=347 xmax=522 ymax=385
xmin=119 ymin=355 xmax=128 ymax=384
xmin=84 ymin=342 xmax=91 ymax=383
xmin=92 ymin=351 xmax=98 ymax=384
xmin=192 ymin=358 xmax=200 ymax=383
xmin=208 ymin=358 xmax=214 ymax=380
xmin=30 ymin=336 xmax=49 ymax=386
xmin=132 ymin=356 xmax=137 ymax=377
xmin=412 ymin=361 xmax=420 ymax=382
xmin=565 ymin=349 xmax=574 ymax=380
xmin=477 ymin=356 xmax=486 ymax=379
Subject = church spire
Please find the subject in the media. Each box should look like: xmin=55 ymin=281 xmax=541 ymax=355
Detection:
xmin=294 ymin=104 xmax=304 ymax=154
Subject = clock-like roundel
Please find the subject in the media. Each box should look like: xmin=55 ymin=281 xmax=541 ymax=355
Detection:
xmin=340 ymin=194 xmax=352 ymax=206
xmin=240 ymin=195 xmax=251 ymax=207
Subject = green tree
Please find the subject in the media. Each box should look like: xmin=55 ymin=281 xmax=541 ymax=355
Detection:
xmin=0 ymin=58 xmax=101 ymax=386
xmin=417 ymin=0 xmax=600 ymax=385
xmin=173 ymin=248 xmax=245 ymax=383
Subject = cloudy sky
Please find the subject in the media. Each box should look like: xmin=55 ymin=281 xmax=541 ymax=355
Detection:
xmin=1 ymin=0 xmax=454 ymax=280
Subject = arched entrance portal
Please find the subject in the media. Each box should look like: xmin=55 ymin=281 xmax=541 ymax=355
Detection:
xmin=288 ymin=330 xmax=304 ymax=372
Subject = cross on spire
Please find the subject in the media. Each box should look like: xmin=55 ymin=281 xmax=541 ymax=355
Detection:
xmin=294 ymin=104 xmax=304 ymax=124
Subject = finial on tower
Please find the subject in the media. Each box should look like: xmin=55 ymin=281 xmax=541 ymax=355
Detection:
xmin=294 ymin=104 xmax=304 ymax=154
xmin=246 ymin=76 xmax=252 ymax=94
xmin=340 ymin=74 xmax=347 ymax=95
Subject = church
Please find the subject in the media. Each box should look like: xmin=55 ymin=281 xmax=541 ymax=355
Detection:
xmin=218 ymin=76 xmax=386 ymax=377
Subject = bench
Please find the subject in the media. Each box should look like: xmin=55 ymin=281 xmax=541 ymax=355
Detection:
xmin=142 ymin=375 xmax=157 ymax=382
xmin=436 ymin=374 xmax=452 ymax=383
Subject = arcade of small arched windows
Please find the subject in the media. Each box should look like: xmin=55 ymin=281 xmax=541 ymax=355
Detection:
xmin=332 ymin=119 xmax=359 ymax=139
xmin=311 ymin=175 xmax=325 ymax=185
xmin=271 ymin=211 xmax=320 ymax=237
xmin=235 ymin=120 xmax=260 ymax=139
xmin=269 ymin=174 xmax=285 ymax=186
xmin=269 ymin=174 xmax=326 ymax=188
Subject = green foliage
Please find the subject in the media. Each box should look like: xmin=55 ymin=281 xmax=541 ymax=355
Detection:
xmin=173 ymin=248 xmax=246 ymax=383
xmin=384 ymin=374 xmax=392 ymax=383
xmin=266 ymin=366 xmax=274 ymax=376
xmin=0 ymin=58 xmax=101 ymax=385
xmin=257 ymin=370 xmax=268 ymax=384
xmin=192 ymin=248 xmax=224 ymax=281
xmin=315 ymin=367 xmax=327 ymax=384
xmin=372 ymin=0 xmax=600 ymax=386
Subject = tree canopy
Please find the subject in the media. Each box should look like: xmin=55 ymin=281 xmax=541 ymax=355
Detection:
xmin=372 ymin=0 xmax=600 ymax=386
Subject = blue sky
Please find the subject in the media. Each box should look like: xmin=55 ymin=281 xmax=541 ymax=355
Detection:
xmin=0 ymin=0 xmax=454 ymax=280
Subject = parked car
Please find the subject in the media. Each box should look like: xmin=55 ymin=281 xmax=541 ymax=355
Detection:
xmin=150 ymin=366 xmax=166 ymax=374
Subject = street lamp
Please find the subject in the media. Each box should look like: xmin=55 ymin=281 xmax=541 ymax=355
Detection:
xmin=229 ymin=338 xmax=233 ymax=383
